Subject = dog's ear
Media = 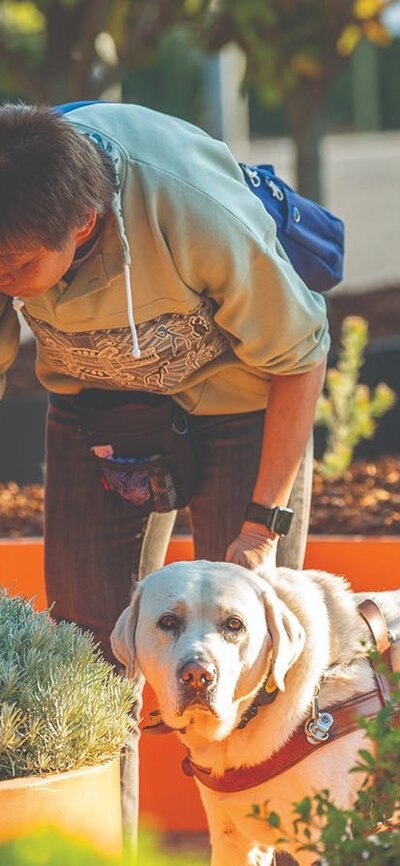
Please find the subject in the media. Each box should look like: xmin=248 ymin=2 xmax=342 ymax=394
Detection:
xmin=262 ymin=586 xmax=305 ymax=692
xmin=110 ymin=583 xmax=142 ymax=680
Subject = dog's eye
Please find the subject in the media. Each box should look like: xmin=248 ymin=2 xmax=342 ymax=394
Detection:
xmin=157 ymin=613 xmax=180 ymax=631
xmin=224 ymin=616 xmax=245 ymax=633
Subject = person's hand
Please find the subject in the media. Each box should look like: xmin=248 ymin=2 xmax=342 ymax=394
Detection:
xmin=225 ymin=522 xmax=278 ymax=574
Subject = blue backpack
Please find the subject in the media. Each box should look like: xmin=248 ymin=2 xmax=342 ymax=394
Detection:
xmin=55 ymin=102 xmax=345 ymax=293
xmin=240 ymin=163 xmax=344 ymax=293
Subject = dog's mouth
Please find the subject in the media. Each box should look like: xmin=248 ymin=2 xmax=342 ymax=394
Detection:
xmin=175 ymin=696 xmax=242 ymax=742
xmin=177 ymin=693 xmax=217 ymax=717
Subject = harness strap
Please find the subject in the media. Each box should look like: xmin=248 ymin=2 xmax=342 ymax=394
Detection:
xmin=357 ymin=599 xmax=391 ymax=656
xmin=182 ymin=688 xmax=385 ymax=792
xmin=357 ymin=598 xmax=392 ymax=704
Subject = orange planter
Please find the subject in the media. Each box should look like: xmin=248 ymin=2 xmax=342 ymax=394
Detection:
xmin=1 ymin=534 xmax=397 ymax=608
xmin=0 ymin=538 xmax=46 ymax=609
xmin=0 ymin=534 xmax=399 ymax=832
xmin=0 ymin=760 xmax=122 ymax=854
xmin=304 ymin=535 xmax=400 ymax=592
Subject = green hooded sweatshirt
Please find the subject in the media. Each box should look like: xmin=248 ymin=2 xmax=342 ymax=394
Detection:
xmin=0 ymin=103 xmax=330 ymax=414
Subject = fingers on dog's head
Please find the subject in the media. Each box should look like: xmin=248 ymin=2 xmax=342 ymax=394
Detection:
xmin=111 ymin=583 xmax=142 ymax=679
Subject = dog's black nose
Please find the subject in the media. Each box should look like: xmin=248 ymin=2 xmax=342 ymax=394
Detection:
xmin=179 ymin=660 xmax=216 ymax=690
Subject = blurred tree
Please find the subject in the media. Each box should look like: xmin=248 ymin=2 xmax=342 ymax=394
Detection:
xmin=194 ymin=0 xmax=397 ymax=200
xmin=123 ymin=26 xmax=205 ymax=127
xmin=0 ymin=0 xmax=200 ymax=103
xmin=0 ymin=0 xmax=397 ymax=199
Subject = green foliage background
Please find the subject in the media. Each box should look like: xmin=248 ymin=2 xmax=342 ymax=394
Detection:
xmin=0 ymin=828 xmax=208 ymax=866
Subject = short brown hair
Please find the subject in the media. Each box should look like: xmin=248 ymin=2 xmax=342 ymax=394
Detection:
xmin=0 ymin=103 xmax=116 ymax=251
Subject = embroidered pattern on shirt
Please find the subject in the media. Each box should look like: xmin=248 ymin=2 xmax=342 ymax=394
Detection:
xmin=23 ymin=299 xmax=229 ymax=392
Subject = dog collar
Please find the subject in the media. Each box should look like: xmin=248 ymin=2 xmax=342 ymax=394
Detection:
xmin=237 ymin=676 xmax=279 ymax=729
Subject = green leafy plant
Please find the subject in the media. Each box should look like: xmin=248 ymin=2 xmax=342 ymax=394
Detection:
xmin=0 ymin=829 xmax=208 ymax=866
xmin=0 ymin=590 xmax=136 ymax=780
xmin=315 ymin=315 xmax=396 ymax=480
xmin=250 ymin=660 xmax=400 ymax=866
xmin=0 ymin=829 xmax=119 ymax=866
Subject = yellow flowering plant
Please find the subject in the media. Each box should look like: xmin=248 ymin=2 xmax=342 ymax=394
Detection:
xmin=315 ymin=316 xmax=396 ymax=481
xmin=338 ymin=0 xmax=393 ymax=55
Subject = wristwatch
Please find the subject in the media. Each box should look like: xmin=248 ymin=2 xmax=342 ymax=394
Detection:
xmin=244 ymin=503 xmax=294 ymax=537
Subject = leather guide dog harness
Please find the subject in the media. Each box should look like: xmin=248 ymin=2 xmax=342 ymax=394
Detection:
xmin=144 ymin=599 xmax=399 ymax=793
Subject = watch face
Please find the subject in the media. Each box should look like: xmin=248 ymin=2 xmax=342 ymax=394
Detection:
xmin=273 ymin=508 xmax=293 ymax=536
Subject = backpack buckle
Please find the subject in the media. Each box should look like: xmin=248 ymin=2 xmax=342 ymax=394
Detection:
xmin=241 ymin=165 xmax=261 ymax=188
xmin=264 ymin=177 xmax=284 ymax=201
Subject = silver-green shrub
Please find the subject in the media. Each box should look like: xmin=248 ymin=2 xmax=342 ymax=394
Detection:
xmin=0 ymin=591 xmax=136 ymax=780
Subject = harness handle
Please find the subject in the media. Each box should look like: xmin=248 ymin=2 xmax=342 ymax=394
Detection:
xmin=358 ymin=599 xmax=393 ymax=705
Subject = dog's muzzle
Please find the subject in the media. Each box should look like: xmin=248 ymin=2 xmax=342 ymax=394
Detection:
xmin=177 ymin=658 xmax=218 ymax=713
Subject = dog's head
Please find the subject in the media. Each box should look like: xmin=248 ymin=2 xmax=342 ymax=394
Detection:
xmin=111 ymin=560 xmax=305 ymax=740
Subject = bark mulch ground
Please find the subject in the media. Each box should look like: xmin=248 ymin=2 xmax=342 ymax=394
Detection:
xmin=309 ymin=454 xmax=400 ymax=536
xmin=1 ymin=455 xmax=399 ymax=538
xmin=0 ymin=482 xmax=44 ymax=538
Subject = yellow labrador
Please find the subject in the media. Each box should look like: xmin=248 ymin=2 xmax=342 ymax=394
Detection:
xmin=111 ymin=561 xmax=399 ymax=866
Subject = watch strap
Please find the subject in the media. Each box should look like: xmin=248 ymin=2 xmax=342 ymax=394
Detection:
xmin=244 ymin=503 xmax=294 ymax=536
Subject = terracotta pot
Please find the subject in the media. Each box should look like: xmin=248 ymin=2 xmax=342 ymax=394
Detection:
xmin=1 ymin=534 xmax=399 ymax=833
xmin=0 ymin=759 xmax=122 ymax=854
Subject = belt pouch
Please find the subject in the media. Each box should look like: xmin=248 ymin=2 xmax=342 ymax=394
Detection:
xmin=76 ymin=396 xmax=197 ymax=513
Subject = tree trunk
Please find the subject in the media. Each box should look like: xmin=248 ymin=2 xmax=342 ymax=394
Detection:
xmin=67 ymin=0 xmax=111 ymax=100
xmin=286 ymin=92 xmax=326 ymax=203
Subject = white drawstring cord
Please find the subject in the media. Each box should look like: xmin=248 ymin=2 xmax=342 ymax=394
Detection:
xmin=123 ymin=264 xmax=141 ymax=359
xmin=12 ymin=297 xmax=25 ymax=311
